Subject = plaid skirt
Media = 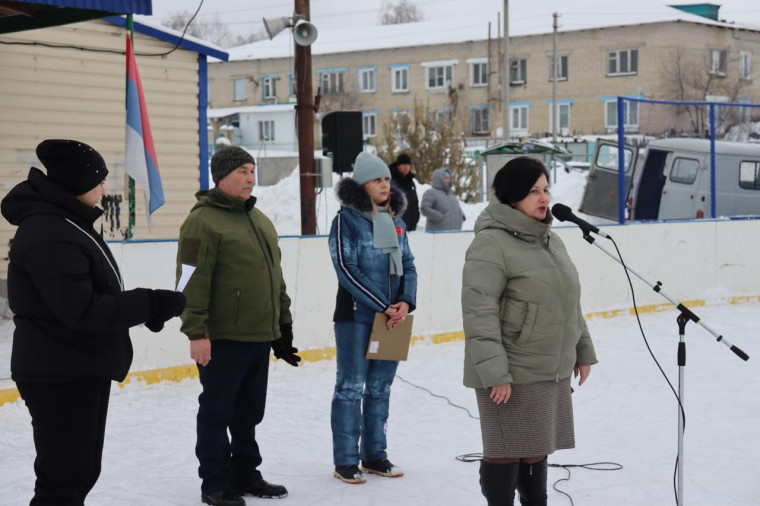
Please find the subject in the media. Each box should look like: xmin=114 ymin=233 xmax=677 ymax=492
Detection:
xmin=476 ymin=377 xmax=575 ymax=458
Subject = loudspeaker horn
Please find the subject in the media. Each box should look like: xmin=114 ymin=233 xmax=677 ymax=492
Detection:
xmin=262 ymin=16 xmax=290 ymax=40
xmin=293 ymin=19 xmax=318 ymax=46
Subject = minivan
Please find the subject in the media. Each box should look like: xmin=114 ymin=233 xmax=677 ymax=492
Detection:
xmin=579 ymin=138 xmax=760 ymax=221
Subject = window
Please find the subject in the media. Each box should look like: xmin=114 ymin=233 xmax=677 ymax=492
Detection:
xmin=287 ymin=72 xmax=296 ymax=97
xmin=710 ymin=49 xmax=727 ymax=76
xmin=605 ymin=100 xmax=639 ymax=129
xmin=469 ymin=106 xmax=491 ymax=134
xmin=319 ymin=71 xmax=345 ymax=94
xmin=429 ymin=107 xmax=454 ymax=125
xmin=391 ymin=66 xmax=409 ymax=92
xmin=391 ymin=109 xmax=411 ymax=134
xmin=362 ymin=111 xmax=377 ymax=139
xmin=510 ymin=105 xmax=529 ymax=131
xmin=738 ymin=98 xmax=753 ymax=122
xmin=357 ymin=67 xmax=376 ymax=92
xmin=258 ymin=120 xmax=275 ymax=141
xmin=549 ymin=55 xmax=568 ymax=81
xmin=595 ymin=144 xmax=635 ymax=173
xmin=471 ymin=61 xmax=488 ymax=87
xmin=426 ymin=64 xmax=453 ymax=89
xmin=740 ymin=51 xmax=752 ymax=80
xmin=510 ymin=58 xmax=527 ymax=84
xmin=705 ymin=94 xmax=729 ymax=124
xmin=739 ymin=161 xmax=760 ymax=190
xmin=669 ymin=158 xmax=699 ymax=184
xmin=391 ymin=109 xmax=411 ymax=119
xmin=548 ymin=102 xmax=571 ymax=132
xmin=608 ymin=49 xmax=638 ymax=76
xmin=233 ymin=78 xmax=247 ymax=101
xmin=261 ymin=76 xmax=276 ymax=99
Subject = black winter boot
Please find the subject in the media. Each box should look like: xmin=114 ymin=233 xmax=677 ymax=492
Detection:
xmin=201 ymin=491 xmax=245 ymax=506
xmin=479 ymin=460 xmax=520 ymax=506
xmin=517 ymin=457 xmax=548 ymax=506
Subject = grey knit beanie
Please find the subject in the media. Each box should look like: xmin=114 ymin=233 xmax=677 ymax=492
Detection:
xmin=211 ymin=146 xmax=255 ymax=184
xmin=352 ymin=152 xmax=391 ymax=185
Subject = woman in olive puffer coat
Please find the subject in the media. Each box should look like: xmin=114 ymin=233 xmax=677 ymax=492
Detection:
xmin=462 ymin=157 xmax=597 ymax=506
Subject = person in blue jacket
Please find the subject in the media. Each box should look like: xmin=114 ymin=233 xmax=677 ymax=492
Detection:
xmin=328 ymin=152 xmax=417 ymax=485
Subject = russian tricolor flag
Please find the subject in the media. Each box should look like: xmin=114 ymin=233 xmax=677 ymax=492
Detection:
xmin=125 ymin=33 xmax=164 ymax=221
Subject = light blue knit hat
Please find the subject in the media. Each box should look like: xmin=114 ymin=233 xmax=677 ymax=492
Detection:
xmin=352 ymin=152 xmax=391 ymax=185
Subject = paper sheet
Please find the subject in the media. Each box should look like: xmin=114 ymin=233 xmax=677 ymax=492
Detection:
xmin=176 ymin=264 xmax=196 ymax=292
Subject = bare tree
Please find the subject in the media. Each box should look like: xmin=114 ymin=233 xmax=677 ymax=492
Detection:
xmin=379 ymin=0 xmax=424 ymax=25
xmin=660 ymin=48 xmax=750 ymax=135
xmin=233 ymin=30 xmax=267 ymax=47
xmin=378 ymin=100 xmax=481 ymax=202
xmin=162 ymin=11 xmax=265 ymax=48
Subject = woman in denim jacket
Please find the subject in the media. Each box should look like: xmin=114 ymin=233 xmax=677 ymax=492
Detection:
xmin=328 ymin=152 xmax=417 ymax=484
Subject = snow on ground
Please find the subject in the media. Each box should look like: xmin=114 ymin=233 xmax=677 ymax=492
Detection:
xmin=1 ymin=302 xmax=758 ymax=505
xmin=253 ymin=159 xmax=597 ymax=237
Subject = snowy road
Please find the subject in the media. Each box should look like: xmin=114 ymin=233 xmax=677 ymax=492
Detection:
xmin=1 ymin=302 xmax=758 ymax=505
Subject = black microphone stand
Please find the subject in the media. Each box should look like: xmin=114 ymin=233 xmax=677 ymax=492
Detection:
xmin=578 ymin=230 xmax=749 ymax=506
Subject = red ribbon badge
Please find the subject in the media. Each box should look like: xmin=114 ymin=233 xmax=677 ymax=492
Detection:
xmin=395 ymin=226 xmax=404 ymax=236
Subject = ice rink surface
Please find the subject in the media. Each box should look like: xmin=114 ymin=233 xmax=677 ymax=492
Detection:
xmin=1 ymin=301 xmax=758 ymax=505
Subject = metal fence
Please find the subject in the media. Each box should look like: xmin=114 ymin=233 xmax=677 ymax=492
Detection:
xmin=600 ymin=97 xmax=760 ymax=222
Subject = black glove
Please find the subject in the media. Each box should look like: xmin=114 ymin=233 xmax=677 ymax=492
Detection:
xmin=148 ymin=290 xmax=187 ymax=323
xmin=271 ymin=323 xmax=301 ymax=367
xmin=145 ymin=320 xmax=164 ymax=333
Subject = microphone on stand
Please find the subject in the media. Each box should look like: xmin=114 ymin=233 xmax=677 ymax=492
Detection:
xmin=551 ymin=203 xmax=611 ymax=239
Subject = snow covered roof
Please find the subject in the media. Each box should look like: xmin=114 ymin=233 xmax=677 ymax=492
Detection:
xmin=228 ymin=1 xmax=760 ymax=62
xmin=123 ymin=15 xmax=228 ymax=60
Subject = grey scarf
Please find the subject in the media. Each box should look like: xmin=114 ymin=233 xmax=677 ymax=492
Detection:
xmin=360 ymin=207 xmax=403 ymax=276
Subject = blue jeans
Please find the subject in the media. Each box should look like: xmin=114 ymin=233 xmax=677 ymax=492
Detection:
xmin=332 ymin=321 xmax=399 ymax=467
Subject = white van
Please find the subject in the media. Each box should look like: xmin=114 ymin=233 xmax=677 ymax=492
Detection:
xmin=579 ymin=138 xmax=760 ymax=221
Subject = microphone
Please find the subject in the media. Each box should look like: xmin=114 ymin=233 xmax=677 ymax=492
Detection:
xmin=551 ymin=203 xmax=611 ymax=239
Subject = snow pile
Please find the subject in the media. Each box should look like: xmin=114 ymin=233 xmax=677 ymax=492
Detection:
xmin=253 ymin=163 xmax=593 ymax=236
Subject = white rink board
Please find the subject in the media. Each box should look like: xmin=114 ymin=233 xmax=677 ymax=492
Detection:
xmin=101 ymin=218 xmax=760 ymax=373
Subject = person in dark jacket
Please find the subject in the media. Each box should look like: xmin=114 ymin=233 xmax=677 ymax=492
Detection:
xmin=328 ymin=152 xmax=417 ymax=484
xmin=388 ymin=153 xmax=420 ymax=231
xmin=177 ymin=146 xmax=300 ymax=506
xmin=0 ymin=139 xmax=186 ymax=506
xmin=461 ymin=157 xmax=597 ymax=506
xmin=420 ymin=167 xmax=465 ymax=231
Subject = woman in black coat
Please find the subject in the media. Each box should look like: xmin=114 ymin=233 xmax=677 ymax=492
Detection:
xmin=389 ymin=153 xmax=420 ymax=231
xmin=0 ymin=139 xmax=186 ymax=506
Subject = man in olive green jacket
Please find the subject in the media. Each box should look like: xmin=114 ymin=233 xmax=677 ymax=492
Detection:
xmin=177 ymin=146 xmax=300 ymax=506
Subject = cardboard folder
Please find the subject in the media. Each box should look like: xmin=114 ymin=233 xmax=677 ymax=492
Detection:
xmin=365 ymin=312 xmax=414 ymax=361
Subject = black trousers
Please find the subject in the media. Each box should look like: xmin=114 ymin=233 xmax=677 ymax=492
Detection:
xmin=196 ymin=340 xmax=270 ymax=495
xmin=16 ymin=378 xmax=111 ymax=506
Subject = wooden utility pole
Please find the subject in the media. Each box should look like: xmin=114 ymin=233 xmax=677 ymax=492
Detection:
xmin=295 ymin=0 xmax=316 ymax=234
xmin=552 ymin=12 xmax=558 ymax=143
xmin=502 ymin=0 xmax=509 ymax=139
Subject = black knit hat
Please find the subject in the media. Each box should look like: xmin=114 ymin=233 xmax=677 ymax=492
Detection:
xmin=492 ymin=156 xmax=549 ymax=205
xmin=211 ymin=146 xmax=255 ymax=184
xmin=36 ymin=139 xmax=109 ymax=196
xmin=395 ymin=153 xmax=412 ymax=165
